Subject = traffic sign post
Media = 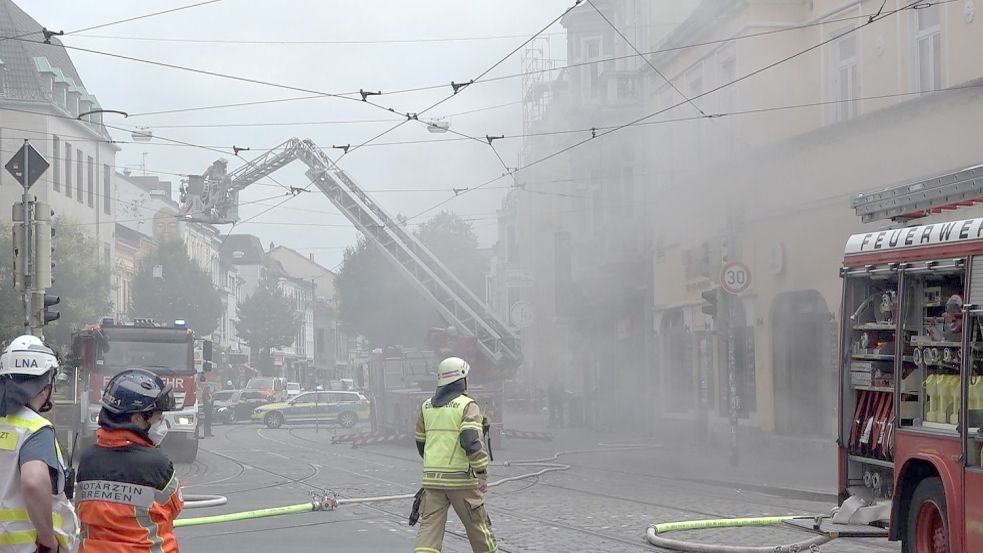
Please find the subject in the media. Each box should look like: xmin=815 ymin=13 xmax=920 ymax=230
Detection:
xmin=718 ymin=261 xmax=750 ymax=467
xmin=6 ymin=140 xmax=51 ymax=336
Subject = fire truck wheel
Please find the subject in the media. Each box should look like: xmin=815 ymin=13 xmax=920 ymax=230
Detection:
xmin=905 ymin=476 xmax=948 ymax=553
xmin=338 ymin=411 xmax=357 ymax=428
xmin=265 ymin=411 xmax=284 ymax=429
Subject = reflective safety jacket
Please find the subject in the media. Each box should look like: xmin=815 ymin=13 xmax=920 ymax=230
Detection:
xmin=76 ymin=427 xmax=183 ymax=553
xmin=0 ymin=408 xmax=79 ymax=552
xmin=416 ymin=393 xmax=490 ymax=489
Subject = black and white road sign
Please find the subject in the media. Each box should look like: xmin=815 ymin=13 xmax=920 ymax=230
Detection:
xmin=5 ymin=143 xmax=49 ymax=189
xmin=720 ymin=261 xmax=751 ymax=295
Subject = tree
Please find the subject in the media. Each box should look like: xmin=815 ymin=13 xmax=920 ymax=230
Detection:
xmin=0 ymin=219 xmax=112 ymax=348
xmin=235 ymin=273 xmax=300 ymax=375
xmin=335 ymin=211 xmax=487 ymax=346
xmin=130 ymin=238 xmax=222 ymax=336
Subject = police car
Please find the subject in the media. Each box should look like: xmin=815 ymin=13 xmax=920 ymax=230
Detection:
xmin=251 ymin=391 xmax=370 ymax=429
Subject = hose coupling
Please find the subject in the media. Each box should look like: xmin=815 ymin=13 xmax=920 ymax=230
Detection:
xmin=311 ymin=493 xmax=338 ymax=511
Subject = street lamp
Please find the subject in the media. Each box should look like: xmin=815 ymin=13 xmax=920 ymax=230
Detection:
xmin=77 ymin=108 xmax=128 ymax=121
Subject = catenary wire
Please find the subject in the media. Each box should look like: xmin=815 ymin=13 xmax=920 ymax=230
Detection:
xmin=405 ymin=0 xmax=942 ymax=221
xmin=89 ymin=4 xmax=891 ymax=121
xmin=340 ymin=0 xmax=586 ymax=159
xmin=63 ymin=1 xmax=225 ymax=36
xmin=0 ymin=0 xmax=223 ymax=46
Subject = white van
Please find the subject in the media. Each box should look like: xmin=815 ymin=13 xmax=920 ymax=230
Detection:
xmin=286 ymin=382 xmax=302 ymax=398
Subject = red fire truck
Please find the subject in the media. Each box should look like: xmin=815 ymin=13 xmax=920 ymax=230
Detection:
xmin=366 ymin=329 xmax=503 ymax=447
xmin=68 ymin=317 xmax=212 ymax=462
xmin=837 ymin=165 xmax=983 ymax=552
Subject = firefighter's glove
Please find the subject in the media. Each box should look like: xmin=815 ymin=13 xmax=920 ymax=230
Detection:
xmin=408 ymin=488 xmax=425 ymax=526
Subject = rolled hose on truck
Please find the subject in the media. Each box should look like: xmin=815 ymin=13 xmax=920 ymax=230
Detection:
xmin=172 ymin=443 xmax=656 ymax=528
xmin=645 ymin=516 xmax=835 ymax=553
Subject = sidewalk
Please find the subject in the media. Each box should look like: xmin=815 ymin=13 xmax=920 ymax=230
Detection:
xmin=501 ymin=411 xmax=838 ymax=501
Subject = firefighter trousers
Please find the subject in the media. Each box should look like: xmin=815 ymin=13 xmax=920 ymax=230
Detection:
xmin=413 ymin=487 xmax=497 ymax=553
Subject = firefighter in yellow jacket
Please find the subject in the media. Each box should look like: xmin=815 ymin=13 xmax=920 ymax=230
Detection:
xmin=413 ymin=357 xmax=496 ymax=553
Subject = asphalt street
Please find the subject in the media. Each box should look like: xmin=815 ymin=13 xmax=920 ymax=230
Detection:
xmin=172 ymin=419 xmax=901 ymax=552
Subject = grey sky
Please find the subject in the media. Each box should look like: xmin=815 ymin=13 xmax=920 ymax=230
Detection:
xmin=23 ymin=0 xmax=571 ymax=267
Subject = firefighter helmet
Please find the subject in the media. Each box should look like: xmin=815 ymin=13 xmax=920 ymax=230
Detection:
xmin=0 ymin=335 xmax=58 ymax=378
xmin=436 ymin=357 xmax=470 ymax=387
xmin=101 ymin=368 xmax=176 ymax=414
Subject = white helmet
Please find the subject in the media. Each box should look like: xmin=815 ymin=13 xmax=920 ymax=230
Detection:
xmin=436 ymin=357 xmax=470 ymax=387
xmin=0 ymin=335 xmax=59 ymax=377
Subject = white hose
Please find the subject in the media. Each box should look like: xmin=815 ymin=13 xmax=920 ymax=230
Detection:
xmin=645 ymin=526 xmax=833 ymax=553
xmin=182 ymin=494 xmax=229 ymax=509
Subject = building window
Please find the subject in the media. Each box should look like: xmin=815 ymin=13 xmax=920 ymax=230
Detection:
xmin=75 ymin=149 xmax=83 ymax=202
xmin=582 ymin=37 xmax=603 ymax=101
xmin=826 ymin=28 xmax=860 ymax=122
xmin=51 ymin=136 xmax=60 ymax=191
xmin=104 ymin=244 xmax=111 ymax=265
xmin=912 ymin=4 xmax=942 ymax=91
xmin=87 ymin=156 xmax=94 ymax=207
xmin=64 ymin=143 xmax=72 ymax=198
xmin=103 ymin=164 xmax=111 ymax=214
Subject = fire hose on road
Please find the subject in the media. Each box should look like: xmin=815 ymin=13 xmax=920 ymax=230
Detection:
xmin=644 ymin=516 xmax=834 ymax=553
xmin=174 ymin=442 xmax=846 ymax=553
xmin=174 ymin=444 xmax=654 ymax=528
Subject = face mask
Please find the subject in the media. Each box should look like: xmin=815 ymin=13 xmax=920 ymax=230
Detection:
xmin=148 ymin=417 xmax=170 ymax=446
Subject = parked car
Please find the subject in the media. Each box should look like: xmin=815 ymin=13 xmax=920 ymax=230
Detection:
xmin=286 ymin=382 xmax=302 ymax=399
xmin=214 ymin=389 xmax=271 ymax=424
xmin=251 ymin=391 xmax=370 ymax=429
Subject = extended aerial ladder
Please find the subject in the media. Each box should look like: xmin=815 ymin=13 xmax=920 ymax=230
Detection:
xmin=851 ymin=163 xmax=983 ymax=223
xmin=180 ymin=138 xmax=522 ymax=378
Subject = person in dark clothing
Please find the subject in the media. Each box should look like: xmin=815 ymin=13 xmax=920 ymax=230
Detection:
xmin=202 ymin=385 xmax=214 ymax=437
xmin=547 ymin=375 xmax=566 ymax=428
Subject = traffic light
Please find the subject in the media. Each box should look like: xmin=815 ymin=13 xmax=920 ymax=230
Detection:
xmin=34 ymin=292 xmax=60 ymax=326
xmin=701 ymin=288 xmax=718 ymax=318
xmin=33 ymin=202 xmax=54 ymax=289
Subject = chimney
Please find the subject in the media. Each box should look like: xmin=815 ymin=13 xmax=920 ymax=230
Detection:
xmin=310 ymin=253 xmax=315 ymax=261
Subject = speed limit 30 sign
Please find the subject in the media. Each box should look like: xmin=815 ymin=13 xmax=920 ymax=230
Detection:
xmin=720 ymin=262 xmax=751 ymax=295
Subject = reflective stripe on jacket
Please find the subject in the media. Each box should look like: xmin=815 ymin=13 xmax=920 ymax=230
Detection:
xmin=0 ymin=408 xmax=79 ymax=552
xmin=77 ymin=428 xmax=183 ymax=553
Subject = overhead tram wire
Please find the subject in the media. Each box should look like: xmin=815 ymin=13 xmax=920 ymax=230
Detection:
xmin=71 ymin=31 xmax=569 ymax=45
xmin=145 ymin=101 xmax=522 ymax=128
xmin=218 ymin=1 xmax=588 ymax=220
xmin=405 ymin=0 xmax=941 ymax=221
xmin=120 ymin=4 xmax=897 ymax=121
xmin=0 ymin=0 xmax=223 ymax=45
xmin=339 ymin=0 xmax=586 ymax=161
xmin=62 ymin=1 xmax=225 ymax=36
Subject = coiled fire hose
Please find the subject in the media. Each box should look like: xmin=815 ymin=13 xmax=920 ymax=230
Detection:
xmin=174 ymin=443 xmax=656 ymax=528
xmin=645 ymin=516 xmax=835 ymax=553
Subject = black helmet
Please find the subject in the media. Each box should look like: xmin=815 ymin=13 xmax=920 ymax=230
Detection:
xmin=101 ymin=369 xmax=176 ymax=415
